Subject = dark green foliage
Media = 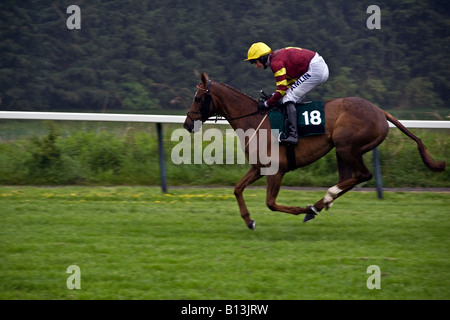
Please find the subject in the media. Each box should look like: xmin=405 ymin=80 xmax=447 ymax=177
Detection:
xmin=26 ymin=121 xmax=65 ymax=183
xmin=0 ymin=1 xmax=449 ymax=113
xmin=0 ymin=121 xmax=448 ymax=187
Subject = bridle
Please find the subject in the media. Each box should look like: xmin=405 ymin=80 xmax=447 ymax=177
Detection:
xmin=187 ymin=80 xmax=263 ymax=123
xmin=186 ymin=80 xmax=215 ymax=122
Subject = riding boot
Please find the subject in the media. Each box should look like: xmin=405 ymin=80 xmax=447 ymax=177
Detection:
xmin=279 ymin=102 xmax=298 ymax=144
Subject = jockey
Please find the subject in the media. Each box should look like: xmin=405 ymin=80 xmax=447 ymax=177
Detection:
xmin=245 ymin=42 xmax=329 ymax=144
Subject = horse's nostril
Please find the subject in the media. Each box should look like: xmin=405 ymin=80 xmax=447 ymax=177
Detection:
xmin=183 ymin=122 xmax=193 ymax=133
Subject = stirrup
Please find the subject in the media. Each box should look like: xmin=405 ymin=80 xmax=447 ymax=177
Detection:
xmin=278 ymin=132 xmax=298 ymax=144
xmin=277 ymin=132 xmax=285 ymax=143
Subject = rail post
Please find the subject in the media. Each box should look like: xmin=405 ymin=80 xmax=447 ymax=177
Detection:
xmin=373 ymin=147 xmax=383 ymax=199
xmin=156 ymin=122 xmax=168 ymax=193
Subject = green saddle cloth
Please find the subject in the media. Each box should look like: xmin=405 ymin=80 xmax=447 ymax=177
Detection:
xmin=268 ymin=101 xmax=326 ymax=138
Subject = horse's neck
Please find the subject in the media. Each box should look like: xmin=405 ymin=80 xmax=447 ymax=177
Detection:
xmin=214 ymin=84 xmax=263 ymax=131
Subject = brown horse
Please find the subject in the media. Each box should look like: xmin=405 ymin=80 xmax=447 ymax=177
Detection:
xmin=184 ymin=72 xmax=446 ymax=230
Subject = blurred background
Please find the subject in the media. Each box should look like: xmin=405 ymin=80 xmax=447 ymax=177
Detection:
xmin=0 ymin=0 xmax=448 ymax=187
xmin=1 ymin=0 xmax=449 ymax=116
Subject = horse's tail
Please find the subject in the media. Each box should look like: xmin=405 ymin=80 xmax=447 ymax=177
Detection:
xmin=384 ymin=112 xmax=446 ymax=172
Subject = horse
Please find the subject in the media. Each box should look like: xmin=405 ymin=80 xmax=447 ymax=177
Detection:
xmin=183 ymin=72 xmax=446 ymax=230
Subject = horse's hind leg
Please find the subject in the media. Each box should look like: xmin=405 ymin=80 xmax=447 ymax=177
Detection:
xmin=320 ymin=153 xmax=353 ymax=208
xmin=336 ymin=152 xmax=353 ymax=184
xmin=313 ymin=151 xmax=372 ymax=212
xmin=234 ymin=166 xmax=263 ymax=230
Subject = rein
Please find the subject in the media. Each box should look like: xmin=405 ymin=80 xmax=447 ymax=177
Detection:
xmin=221 ymin=109 xmax=261 ymax=122
xmin=245 ymin=113 xmax=268 ymax=148
xmin=187 ymin=80 xmax=272 ymax=149
xmin=187 ymin=81 xmax=273 ymax=128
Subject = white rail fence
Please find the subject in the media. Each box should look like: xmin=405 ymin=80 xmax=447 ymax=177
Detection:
xmin=1 ymin=111 xmax=449 ymax=195
xmin=1 ymin=111 xmax=449 ymax=128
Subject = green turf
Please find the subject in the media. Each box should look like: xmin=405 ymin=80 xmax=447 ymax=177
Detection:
xmin=0 ymin=186 xmax=449 ymax=300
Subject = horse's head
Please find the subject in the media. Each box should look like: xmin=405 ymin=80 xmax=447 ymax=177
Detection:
xmin=184 ymin=72 xmax=215 ymax=133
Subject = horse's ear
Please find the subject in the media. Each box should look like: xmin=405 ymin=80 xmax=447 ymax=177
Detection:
xmin=201 ymin=72 xmax=209 ymax=86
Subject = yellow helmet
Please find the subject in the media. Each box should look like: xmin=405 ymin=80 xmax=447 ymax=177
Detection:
xmin=244 ymin=42 xmax=271 ymax=61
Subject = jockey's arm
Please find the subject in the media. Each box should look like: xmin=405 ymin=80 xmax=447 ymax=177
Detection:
xmin=267 ymin=64 xmax=288 ymax=107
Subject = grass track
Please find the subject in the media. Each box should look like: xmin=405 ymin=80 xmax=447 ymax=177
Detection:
xmin=0 ymin=186 xmax=449 ymax=300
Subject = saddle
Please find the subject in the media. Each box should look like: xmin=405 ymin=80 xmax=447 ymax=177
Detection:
xmin=268 ymin=100 xmax=326 ymax=139
xmin=269 ymin=101 xmax=326 ymax=171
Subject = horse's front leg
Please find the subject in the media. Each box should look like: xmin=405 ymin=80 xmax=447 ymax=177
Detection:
xmin=266 ymin=172 xmax=311 ymax=216
xmin=234 ymin=166 xmax=263 ymax=230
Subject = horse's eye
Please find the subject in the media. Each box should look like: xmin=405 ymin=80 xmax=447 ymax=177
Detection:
xmin=194 ymin=96 xmax=201 ymax=102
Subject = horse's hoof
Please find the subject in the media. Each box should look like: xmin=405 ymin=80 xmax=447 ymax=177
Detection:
xmin=304 ymin=205 xmax=318 ymax=223
xmin=247 ymin=220 xmax=256 ymax=230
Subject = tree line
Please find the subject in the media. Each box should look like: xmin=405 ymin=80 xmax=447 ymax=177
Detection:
xmin=0 ymin=0 xmax=448 ymax=113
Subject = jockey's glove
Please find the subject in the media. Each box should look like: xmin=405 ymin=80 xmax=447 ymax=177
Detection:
xmin=257 ymin=100 xmax=268 ymax=111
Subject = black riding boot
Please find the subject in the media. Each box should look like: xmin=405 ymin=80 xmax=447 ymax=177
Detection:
xmin=279 ymin=102 xmax=298 ymax=144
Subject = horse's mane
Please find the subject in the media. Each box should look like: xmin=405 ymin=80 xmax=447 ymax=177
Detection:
xmin=217 ymin=82 xmax=257 ymax=102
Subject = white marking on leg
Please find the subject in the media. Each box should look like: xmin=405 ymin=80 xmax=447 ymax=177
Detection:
xmin=324 ymin=185 xmax=343 ymax=204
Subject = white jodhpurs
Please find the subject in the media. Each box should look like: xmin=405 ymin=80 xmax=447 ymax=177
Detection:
xmin=282 ymin=52 xmax=329 ymax=104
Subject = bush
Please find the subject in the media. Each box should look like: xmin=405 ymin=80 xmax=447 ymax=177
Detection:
xmin=25 ymin=122 xmax=67 ymax=184
xmin=0 ymin=122 xmax=448 ymax=188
